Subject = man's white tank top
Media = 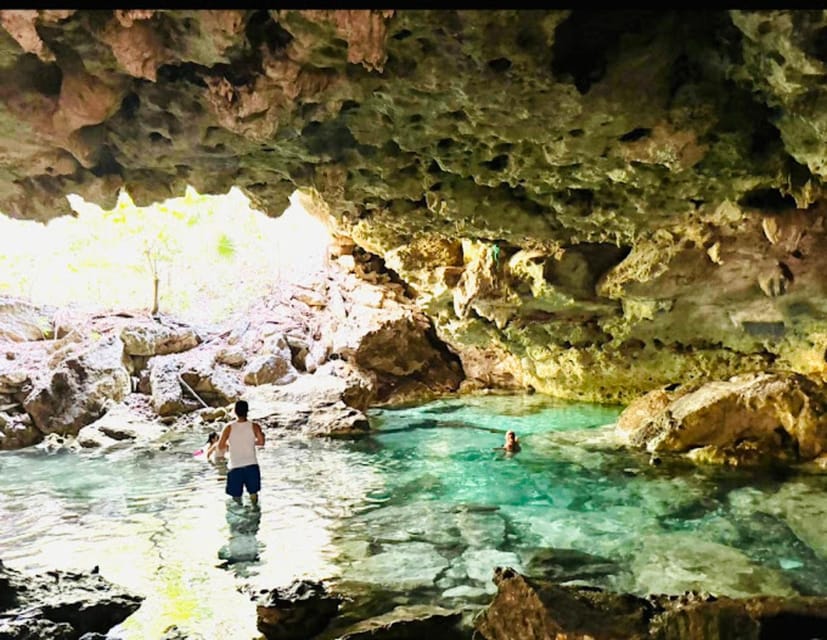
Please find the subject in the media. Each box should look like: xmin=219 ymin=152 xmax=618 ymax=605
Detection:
xmin=227 ymin=420 xmax=258 ymax=469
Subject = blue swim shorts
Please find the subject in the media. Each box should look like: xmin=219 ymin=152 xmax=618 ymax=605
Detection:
xmin=226 ymin=464 xmax=261 ymax=497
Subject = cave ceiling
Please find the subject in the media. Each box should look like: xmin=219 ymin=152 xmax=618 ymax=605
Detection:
xmin=4 ymin=9 xmax=827 ymax=401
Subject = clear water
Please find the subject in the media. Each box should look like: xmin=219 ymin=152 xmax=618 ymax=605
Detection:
xmin=2 ymin=394 xmax=827 ymax=639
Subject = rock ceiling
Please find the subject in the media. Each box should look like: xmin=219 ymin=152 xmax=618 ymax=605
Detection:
xmin=3 ymin=9 xmax=827 ymax=402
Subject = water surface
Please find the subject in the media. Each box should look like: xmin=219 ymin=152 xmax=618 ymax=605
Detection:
xmin=2 ymin=394 xmax=826 ymax=638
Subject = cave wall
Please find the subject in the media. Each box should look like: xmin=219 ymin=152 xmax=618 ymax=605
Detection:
xmin=2 ymin=10 xmax=827 ymax=402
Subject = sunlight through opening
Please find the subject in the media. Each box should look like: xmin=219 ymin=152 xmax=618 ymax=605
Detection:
xmin=0 ymin=186 xmax=334 ymax=325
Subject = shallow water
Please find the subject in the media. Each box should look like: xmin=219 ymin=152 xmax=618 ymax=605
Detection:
xmin=2 ymin=394 xmax=827 ymax=638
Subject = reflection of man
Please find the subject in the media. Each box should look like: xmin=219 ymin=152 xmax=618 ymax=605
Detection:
xmin=218 ymin=400 xmax=265 ymax=507
xmin=218 ymin=506 xmax=262 ymax=568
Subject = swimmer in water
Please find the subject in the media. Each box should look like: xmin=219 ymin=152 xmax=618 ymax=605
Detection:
xmin=494 ymin=430 xmax=521 ymax=454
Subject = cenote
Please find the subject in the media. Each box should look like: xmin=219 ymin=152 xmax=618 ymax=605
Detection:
xmin=2 ymin=394 xmax=827 ymax=638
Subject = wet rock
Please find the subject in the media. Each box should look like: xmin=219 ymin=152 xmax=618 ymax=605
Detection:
xmin=0 ymin=413 xmax=41 ymax=449
xmin=197 ymin=405 xmax=229 ymax=423
xmin=335 ymin=604 xmax=464 ymax=640
xmin=22 ymin=335 xmax=131 ymax=438
xmin=0 ymin=559 xmax=142 ymax=639
xmin=255 ymin=579 xmax=341 ymax=640
xmin=345 ymin=541 xmax=449 ymax=590
xmin=157 ymin=624 xmax=205 ymax=640
xmin=35 ymin=432 xmax=81 ymax=453
xmin=474 ymin=567 xmax=827 ymax=640
xmin=475 ymin=567 xmax=652 ymax=640
xmin=76 ymin=401 xmax=166 ymax=448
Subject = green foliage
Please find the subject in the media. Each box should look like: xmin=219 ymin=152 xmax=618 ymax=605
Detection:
xmin=215 ymin=233 xmax=236 ymax=259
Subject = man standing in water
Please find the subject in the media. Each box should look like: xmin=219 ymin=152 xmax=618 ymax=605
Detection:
xmin=218 ymin=400 xmax=265 ymax=508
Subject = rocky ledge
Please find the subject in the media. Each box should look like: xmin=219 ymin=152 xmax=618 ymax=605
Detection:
xmin=616 ymin=371 xmax=827 ymax=469
xmin=0 ymin=559 xmax=142 ymax=639
xmin=476 ymin=567 xmax=827 ymax=640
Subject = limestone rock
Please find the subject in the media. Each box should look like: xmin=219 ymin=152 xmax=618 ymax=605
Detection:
xmin=22 ymin=335 xmax=131 ymax=437
xmin=0 ymin=297 xmax=54 ymax=342
xmin=76 ymin=401 xmax=166 ymax=448
xmin=0 ymin=413 xmax=40 ymax=449
xmin=148 ymin=355 xmax=194 ymax=416
xmin=243 ymin=353 xmax=298 ymax=386
xmin=616 ymin=372 xmax=827 ymax=466
xmin=242 ymin=366 xmax=372 ymax=437
xmin=120 ymin=321 xmax=199 ymax=356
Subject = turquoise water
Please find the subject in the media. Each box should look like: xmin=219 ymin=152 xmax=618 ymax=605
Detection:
xmin=2 ymin=394 xmax=827 ymax=638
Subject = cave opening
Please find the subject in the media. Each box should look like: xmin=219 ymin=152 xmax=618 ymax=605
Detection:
xmin=0 ymin=186 xmax=333 ymax=325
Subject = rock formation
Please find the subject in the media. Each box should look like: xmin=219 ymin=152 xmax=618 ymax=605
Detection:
xmin=0 ymin=559 xmax=142 ymax=639
xmin=617 ymin=371 xmax=827 ymax=467
xmin=0 ymin=251 xmax=463 ymax=449
xmin=2 ymin=10 xmax=827 ymax=404
xmin=475 ymin=567 xmax=827 ymax=640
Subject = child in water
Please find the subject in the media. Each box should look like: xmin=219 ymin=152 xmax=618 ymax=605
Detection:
xmin=205 ymin=432 xmax=226 ymax=464
xmin=494 ymin=430 xmax=521 ymax=454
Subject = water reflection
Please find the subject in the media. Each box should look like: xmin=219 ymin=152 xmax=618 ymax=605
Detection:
xmin=218 ymin=502 xmax=263 ymax=574
xmin=1 ymin=395 xmax=826 ymax=638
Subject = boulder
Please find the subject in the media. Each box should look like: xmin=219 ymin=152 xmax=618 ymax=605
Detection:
xmin=242 ymin=364 xmax=373 ymax=437
xmin=22 ymin=335 xmax=131 ymax=437
xmin=0 ymin=560 xmax=142 ymax=639
xmin=120 ymin=321 xmax=199 ymax=356
xmin=148 ymin=355 xmax=194 ymax=416
xmin=0 ymin=298 xmax=54 ymax=342
xmin=474 ymin=567 xmax=827 ymax=640
xmin=616 ymin=372 xmax=827 ymax=466
xmin=76 ymin=401 xmax=167 ymax=448
xmin=0 ymin=412 xmax=40 ymax=449
xmin=255 ymin=579 xmax=341 ymax=640
xmin=243 ymin=353 xmax=298 ymax=386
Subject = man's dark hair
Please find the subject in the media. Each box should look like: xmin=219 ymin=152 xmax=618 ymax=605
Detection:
xmin=235 ymin=400 xmax=249 ymax=418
